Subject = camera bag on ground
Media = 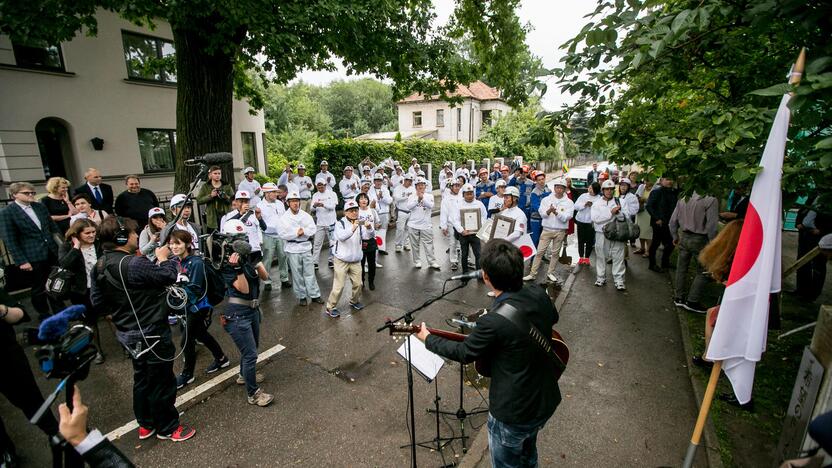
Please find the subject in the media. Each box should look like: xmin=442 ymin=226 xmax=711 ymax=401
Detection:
xmin=603 ymin=198 xmax=640 ymax=242
xmin=45 ymin=266 xmax=73 ymax=300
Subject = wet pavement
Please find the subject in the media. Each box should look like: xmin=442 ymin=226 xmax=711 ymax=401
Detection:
xmin=3 ymin=221 xmax=576 ymax=467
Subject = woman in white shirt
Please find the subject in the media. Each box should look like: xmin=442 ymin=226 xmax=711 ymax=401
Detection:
xmin=487 ymin=180 xmax=507 ymax=217
xmin=573 ymin=182 xmax=601 ymax=265
xmin=70 ymin=194 xmax=109 ymax=225
xmin=356 ymin=193 xmax=380 ymax=290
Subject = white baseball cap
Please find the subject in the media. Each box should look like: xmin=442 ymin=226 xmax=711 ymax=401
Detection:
xmin=170 ymin=194 xmax=188 ymax=208
xmin=619 ymin=178 xmax=632 ymax=186
xmin=222 ymin=219 xmax=246 ymax=235
xmin=361 ymin=178 xmax=372 ymax=186
xmin=262 ymin=182 xmax=278 ymax=192
xmin=373 ymin=173 xmax=383 ymax=181
xmin=403 ymin=174 xmax=414 ymax=181
xmin=235 ymin=190 xmax=251 ymax=199
xmin=363 ymin=165 xmax=371 ymax=172
xmin=344 ymin=166 xmax=354 ymax=171
xmin=820 ymin=234 xmax=832 ymax=250
xmin=344 ymin=199 xmax=359 ymax=210
xmin=504 ymin=186 xmax=520 ymax=198
xmin=462 ymin=183 xmax=475 ymax=193
xmin=320 ymin=160 xmax=329 ymax=166
xmin=297 ymin=164 xmax=306 ymax=170
xmin=451 ymin=179 xmax=462 ymax=186
xmin=417 ymin=170 xmax=425 ymax=176
xmin=552 ymin=178 xmax=567 ymax=187
xmin=148 ymin=207 xmax=165 ymax=218
xmin=495 ymin=179 xmax=507 ymax=188
xmin=242 ymin=167 xmax=255 ymax=174
xmin=286 ymin=190 xmax=300 ymax=200
xmin=415 ymin=177 xmax=427 ymax=185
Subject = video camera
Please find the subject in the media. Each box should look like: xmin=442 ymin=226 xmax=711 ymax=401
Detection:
xmin=35 ymin=324 xmax=97 ymax=381
xmin=203 ymin=232 xmax=252 ymax=269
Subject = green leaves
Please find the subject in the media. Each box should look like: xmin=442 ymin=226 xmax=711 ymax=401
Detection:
xmin=749 ymin=83 xmax=792 ymax=96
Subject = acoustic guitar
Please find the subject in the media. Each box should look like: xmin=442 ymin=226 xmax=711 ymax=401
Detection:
xmin=387 ymin=322 xmax=569 ymax=380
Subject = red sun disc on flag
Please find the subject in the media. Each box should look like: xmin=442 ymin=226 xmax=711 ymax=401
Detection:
xmin=519 ymin=246 xmax=534 ymax=258
xmin=376 ymin=236 xmax=383 ymax=246
xmin=726 ymin=202 xmax=764 ymax=287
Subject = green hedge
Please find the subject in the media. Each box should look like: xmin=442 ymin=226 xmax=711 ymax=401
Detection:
xmin=312 ymin=139 xmax=495 ymax=179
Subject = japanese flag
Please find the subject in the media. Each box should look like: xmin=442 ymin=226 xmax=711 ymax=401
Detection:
xmin=705 ymin=91 xmax=789 ymax=404
xmin=376 ymin=229 xmax=387 ymax=252
xmin=513 ymin=234 xmax=537 ymax=262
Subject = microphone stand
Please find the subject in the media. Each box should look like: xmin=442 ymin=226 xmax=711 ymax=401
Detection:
xmin=377 ymin=279 xmax=469 ymax=468
xmin=160 ymin=162 xmax=208 ymax=245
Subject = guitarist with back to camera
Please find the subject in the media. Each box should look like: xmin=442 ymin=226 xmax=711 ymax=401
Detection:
xmin=415 ymin=239 xmax=562 ymax=468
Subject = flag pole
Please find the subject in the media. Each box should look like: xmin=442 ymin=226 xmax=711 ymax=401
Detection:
xmin=680 ymin=47 xmax=806 ymax=468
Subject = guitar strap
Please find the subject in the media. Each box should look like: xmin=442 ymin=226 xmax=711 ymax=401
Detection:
xmin=491 ymin=302 xmax=566 ymax=373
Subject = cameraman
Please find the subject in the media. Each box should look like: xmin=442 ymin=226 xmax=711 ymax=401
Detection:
xmin=90 ymin=217 xmax=196 ymax=442
xmin=218 ymin=220 xmax=274 ymax=407
xmin=196 ymin=166 xmax=233 ymax=234
xmin=0 ymin=269 xmax=60 ymax=467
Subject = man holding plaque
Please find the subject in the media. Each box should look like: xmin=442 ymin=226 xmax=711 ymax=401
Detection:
xmin=492 ymin=186 xmax=527 ymax=243
xmin=524 ymin=178 xmax=574 ymax=285
xmin=440 ymin=179 xmax=463 ymax=270
xmin=453 ymin=184 xmax=488 ymax=275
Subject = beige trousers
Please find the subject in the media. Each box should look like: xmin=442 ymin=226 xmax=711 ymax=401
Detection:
xmin=326 ymin=258 xmax=363 ymax=310
xmin=529 ymin=229 xmax=567 ymax=277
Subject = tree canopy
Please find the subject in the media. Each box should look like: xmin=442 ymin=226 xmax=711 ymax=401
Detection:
xmin=546 ymin=0 xmax=831 ymax=201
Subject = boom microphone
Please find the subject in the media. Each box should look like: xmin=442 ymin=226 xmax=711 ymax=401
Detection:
xmin=38 ymin=304 xmax=87 ymax=342
xmin=449 ymin=269 xmax=482 ymax=281
xmin=185 ymin=152 xmax=233 ymax=166
xmin=232 ymin=239 xmax=252 ymax=257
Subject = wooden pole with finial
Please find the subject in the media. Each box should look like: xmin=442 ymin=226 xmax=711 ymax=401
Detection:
xmin=680 ymin=47 xmax=805 ymax=468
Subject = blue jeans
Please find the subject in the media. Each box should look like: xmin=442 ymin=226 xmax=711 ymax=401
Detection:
xmin=222 ymin=306 xmax=260 ymax=396
xmin=487 ymin=413 xmax=550 ymax=468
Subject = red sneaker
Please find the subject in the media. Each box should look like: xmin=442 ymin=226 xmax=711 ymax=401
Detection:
xmin=138 ymin=426 xmax=156 ymax=440
xmin=156 ymin=424 xmax=196 ymax=442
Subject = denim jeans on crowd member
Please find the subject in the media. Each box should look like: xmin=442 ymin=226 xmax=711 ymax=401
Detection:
xmin=222 ymin=306 xmax=260 ymax=397
xmin=261 ymin=235 xmax=289 ymax=283
xmin=487 ymin=413 xmax=550 ymax=468
xmin=674 ymin=232 xmax=710 ymax=303
xmin=115 ymin=325 xmax=180 ymax=435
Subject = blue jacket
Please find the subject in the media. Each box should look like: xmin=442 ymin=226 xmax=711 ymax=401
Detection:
xmin=0 ymin=201 xmax=59 ymax=265
xmin=509 ymin=178 xmax=534 ymax=215
xmin=529 ymin=186 xmax=551 ymax=220
xmin=475 ymin=180 xmax=496 ymax=211
xmin=175 ymin=255 xmax=211 ymax=313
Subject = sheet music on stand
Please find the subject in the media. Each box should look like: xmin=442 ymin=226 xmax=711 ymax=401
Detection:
xmin=397 ymin=336 xmax=445 ymax=383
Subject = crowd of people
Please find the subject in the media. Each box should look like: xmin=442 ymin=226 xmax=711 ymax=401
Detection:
xmin=0 ymin=157 xmax=828 ymax=467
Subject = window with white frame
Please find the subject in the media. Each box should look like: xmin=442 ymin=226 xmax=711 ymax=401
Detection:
xmin=412 ymin=111 xmax=422 ymax=127
xmin=436 ymin=109 xmax=444 ymax=127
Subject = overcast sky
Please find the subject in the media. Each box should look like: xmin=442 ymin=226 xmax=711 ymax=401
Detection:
xmin=293 ymin=0 xmax=598 ymax=111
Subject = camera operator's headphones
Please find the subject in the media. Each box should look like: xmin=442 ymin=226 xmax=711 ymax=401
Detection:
xmin=114 ymin=217 xmax=130 ymax=246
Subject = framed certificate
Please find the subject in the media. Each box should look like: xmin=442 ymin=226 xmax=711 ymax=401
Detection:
xmin=460 ymin=208 xmax=482 ymax=232
xmin=489 ymin=214 xmax=516 ymax=240
xmin=477 ymin=218 xmax=493 ymax=241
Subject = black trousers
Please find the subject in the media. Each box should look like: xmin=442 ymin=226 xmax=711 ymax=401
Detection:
xmin=649 ymin=221 xmax=674 ymax=267
xmin=361 ymin=240 xmax=377 ymax=286
xmin=0 ymin=342 xmax=59 ymax=456
xmin=796 ymin=229 xmax=826 ymax=300
xmin=181 ymin=309 xmax=225 ymax=376
xmin=576 ymin=221 xmax=595 ymax=258
xmin=30 ymin=257 xmax=63 ymax=319
xmin=458 ymin=234 xmax=481 ymax=273
xmin=70 ymin=290 xmax=105 ymax=357
xmin=117 ymin=327 xmax=179 ymax=435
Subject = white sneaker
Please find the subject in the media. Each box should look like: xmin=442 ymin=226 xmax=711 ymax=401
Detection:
xmin=395 ymin=245 xmax=402 ymax=252
xmin=363 ymin=264 xmax=368 ymax=272
xmin=594 ymin=278 xmax=606 ymax=287
xmin=487 ymin=291 xmax=497 ymax=297
xmin=523 ymin=274 xmax=535 ymax=281
xmin=413 ymin=262 xmax=422 ymax=268
xmin=404 ymin=244 xmax=411 ymax=251
xmin=429 ymin=263 xmax=441 ymax=270
xmin=547 ymin=273 xmax=560 ymax=284
xmin=247 ymin=388 xmax=274 ymax=407
xmin=376 ymin=262 xmax=383 ymax=268
xmin=615 ymin=283 xmax=626 ymax=291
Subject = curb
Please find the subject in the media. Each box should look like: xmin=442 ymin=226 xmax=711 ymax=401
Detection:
xmin=457 ymin=265 xmax=579 ymax=468
xmin=675 ymin=304 xmax=725 ymax=468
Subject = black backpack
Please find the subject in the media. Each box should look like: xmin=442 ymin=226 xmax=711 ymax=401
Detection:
xmin=202 ymin=263 xmax=227 ymax=307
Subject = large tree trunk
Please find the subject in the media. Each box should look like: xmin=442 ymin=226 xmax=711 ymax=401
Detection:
xmin=172 ymin=27 xmax=236 ymax=194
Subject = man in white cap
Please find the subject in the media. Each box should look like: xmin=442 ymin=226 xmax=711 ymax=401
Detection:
xmin=361 ymin=165 xmax=372 ymax=182
xmin=393 ymin=174 xmax=415 ymax=252
xmin=359 ymin=178 xmax=377 ymax=205
xmin=372 ymin=173 xmax=393 ymax=254
xmin=524 ymin=178 xmax=573 ymax=285
xmin=220 ymin=190 xmax=266 ymax=262
xmin=277 ymin=163 xmax=295 ymax=189
xmin=295 ymin=164 xmax=314 ymax=212
xmin=277 ymin=190 xmax=322 ymax=305
xmin=259 ymin=183 xmax=290 ymax=290
xmin=497 ymin=186 xmax=527 ymax=243
xmin=440 ymin=179 xmax=463 ymax=270
xmin=324 ymin=199 xmax=365 ymax=318
xmin=238 ymin=167 xmax=262 ymax=206
xmin=312 ymin=180 xmax=338 ymax=269
xmin=488 ymin=179 xmax=507 ymax=217
xmin=315 ymin=160 xmax=336 ymax=189
xmin=438 ymin=162 xmax=454 ymax=192
xmin=339 ymin=166 xmax=360 ymax=201
xmin=417 ymin=169 xmax=432 ymax=191
xmin=408 ymin=158 xmax=419 ymax=177
xmin=452 ymin=183 xmax=487 ymax=275
xmin=592 ymin=179 xmax=634 ymax=290
xmin=169 ymin=194 xmax=201 ymax=252
xmin=406 ymin=177 xmax=440 ymax=269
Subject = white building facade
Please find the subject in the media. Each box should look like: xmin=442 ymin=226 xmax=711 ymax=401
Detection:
xmin=395 ymin=81 xmax=512 ymax=143
xmin=0 ymin=10 xmax=266 ymax=197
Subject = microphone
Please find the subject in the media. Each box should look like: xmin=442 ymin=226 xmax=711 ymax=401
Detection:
xmin=184 ymin=152 xmax=233 ymax=166
xmin=38 ymin=305 xmax=87 ymax=342
xmin=449 ymin=269 xmax=482 ymax=281
xmin=232 ymin=239 xmax=252 ymax=257
xmin=450 ymin=318 xmax=477 ymax=329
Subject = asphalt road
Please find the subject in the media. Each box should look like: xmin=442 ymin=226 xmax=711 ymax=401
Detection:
xmin=3 ymin=222 xmax=575 ymax=468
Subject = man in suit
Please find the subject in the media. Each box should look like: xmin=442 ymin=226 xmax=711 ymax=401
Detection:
xmin=74 ymin=168 xmax=114 ymax=214
xmin=0 ymin=182 xmax=62 ymax=319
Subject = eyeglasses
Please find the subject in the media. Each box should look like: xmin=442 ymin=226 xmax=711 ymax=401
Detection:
xmin=18 ymin=191 xmax=36 ymax=196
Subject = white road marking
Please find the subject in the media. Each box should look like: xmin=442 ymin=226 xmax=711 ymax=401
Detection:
xmin=105 ymin=343 xmax=286 ymax=441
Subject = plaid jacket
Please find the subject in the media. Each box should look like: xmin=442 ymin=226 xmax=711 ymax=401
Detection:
xmin=0 ymin=202 xmax=59 ymax=265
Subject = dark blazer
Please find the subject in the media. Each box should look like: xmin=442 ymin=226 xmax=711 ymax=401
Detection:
xmin=82 ymin=437 xmax=135 ymax=468
xmin=0 ymin=202 xmax=59 ymax=265
xmin=58 ymin=240 xmax=102 ymax=292
xmin=74 ymin=183 xmax=115 ymax=214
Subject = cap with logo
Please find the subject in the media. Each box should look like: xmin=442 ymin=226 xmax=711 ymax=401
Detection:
xmin=242 ymin=167 xmax=255 ymax=175
xmin=462 ymin=183 xmax=475 ymax=193
xmin=320 ymin=160 xmax=329 ymax=166
xmin=344 ymin=199 xmax=359 ymax=210
xmin=235 ymin=190 xmax=252 ymax=199
xmin=404 ymin=174 xmax=414 ymax=181
xmin=504 ymin=186 xmax=520 ymax=198
xmin=286 ymin=190 xmax=300 ymax=200
xmin=262 ymin=182 xmax=278 ymax=192
xmin=297 ymin=164 xmax=306 ymax=170
xmin=373 ymin=173 xmax=383 ymax=181
xmin=170 ymin=194 xmax=188 ymax=208
xmin=148 ymin=207 xmax=165 ymax=218
xmin=552 ymin=177 xmax=566 ymax=187
xmin=495 ymin=179 xmax=507 ymax=188
xmin=222 ymin=219 xmax=247 ymax=235
xmin=415 ymin=177 xmax=427 ymax=185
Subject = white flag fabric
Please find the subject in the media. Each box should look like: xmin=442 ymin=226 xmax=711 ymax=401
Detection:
xmin=513 ymin=233 xmax=537 ymax=262
xmin=375 ymin=229 xmax=387 ymax=252
xmin=705 ymin=94 xmax=788 ymax=404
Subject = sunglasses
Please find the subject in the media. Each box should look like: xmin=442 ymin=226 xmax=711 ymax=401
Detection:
xmin=18 ymin=191 xmax=36 ymax=196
